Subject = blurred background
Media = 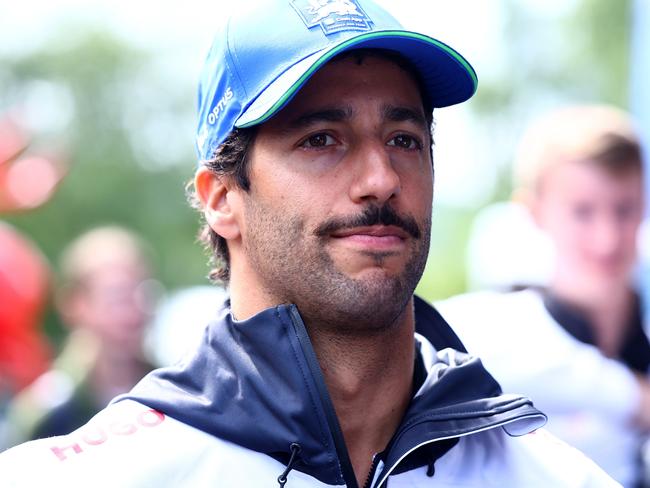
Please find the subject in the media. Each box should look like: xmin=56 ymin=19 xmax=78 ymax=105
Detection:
xmin=0 ymin=0 xmax=647 ymax=347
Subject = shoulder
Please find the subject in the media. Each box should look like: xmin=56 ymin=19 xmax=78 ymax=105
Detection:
xmin=432 ymin=428 xmax=620 ymax=487
xmin=434 ymin=289 xmax=552 ymax=353
xmin=506 ymin=429 xmax=620 ymax=486
xmin=0 ymin=400 xmax=325 ymax=487
xmin=0 ymin=401 xmax=172 ymax=486
xmin=0 ymin=401 xmax=205 ymax=486
xmin=436 ymin=288 xmax=543 ymax=322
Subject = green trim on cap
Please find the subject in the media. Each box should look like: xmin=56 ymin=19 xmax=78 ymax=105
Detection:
xmin=238 ymin=30 xmax=477 ymax=129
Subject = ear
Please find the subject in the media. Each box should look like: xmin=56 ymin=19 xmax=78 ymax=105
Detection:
xmin=194 ymin=167 xmax=241 ymax=240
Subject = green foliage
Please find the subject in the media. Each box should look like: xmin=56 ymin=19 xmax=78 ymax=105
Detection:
xmin=470 ymin=0 xmax=632 ymax=212
xmin=416 ymin=206 xmax=477 ymax=301
xmin=563 ymin=0 xmax=631 ymax=107
xmin=1 ymin=27 xmax=209 ymax=345
xmin=3 ymin=28 xmax=207 ymax=284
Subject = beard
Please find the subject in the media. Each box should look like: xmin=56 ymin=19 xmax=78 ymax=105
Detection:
xmin=243 ymin=197 xmax=431 ymax=336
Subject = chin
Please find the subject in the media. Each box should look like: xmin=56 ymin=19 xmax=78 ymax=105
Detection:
xmin=301 ymin=275 xmax=414 ymax=333
xmin=582 ymin=267 xmax=629 ymax=288
xmin=348 ymin=266 xmax=400 ymax=282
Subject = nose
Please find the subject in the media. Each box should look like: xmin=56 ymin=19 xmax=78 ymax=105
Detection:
xmin=348 ymin=141 xmax=401 ymax=204
xmin=591 ymin=215 xmax=623 ymax=258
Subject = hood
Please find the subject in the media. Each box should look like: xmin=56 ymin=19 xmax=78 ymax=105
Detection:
xmin=115 ymin=296 xmax=546 ymax=487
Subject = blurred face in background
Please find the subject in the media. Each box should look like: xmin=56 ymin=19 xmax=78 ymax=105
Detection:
xmin=63 ymin=258 xmax=153 ymax=356
xmin=532 ymin=159 xmax=644 ymax=291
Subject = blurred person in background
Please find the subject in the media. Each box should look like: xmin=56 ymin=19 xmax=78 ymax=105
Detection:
xmin=437 ymin=104 xmax=650 ymax=487
xmin=3 ymin=225 xmax=158 ymax=447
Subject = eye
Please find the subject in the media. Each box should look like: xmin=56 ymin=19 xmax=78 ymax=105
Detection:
xmin=572 ymin=204 xmax=594 ymax=222
xmin=615 ymin=202 xmax=639 ymax=221
xmin=300 ymin=133 xmax=337 ymax=148
xmin=387 ymin=134 xmax=422 ymax=150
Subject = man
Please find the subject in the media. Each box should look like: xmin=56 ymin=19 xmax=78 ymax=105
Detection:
xmin=3 ymin=226 xmax=156 ymax=447
xmin=0 ymin=1 xmax=618 ymax=486
xmin=437 ymin=105 xmax=649 ymax=487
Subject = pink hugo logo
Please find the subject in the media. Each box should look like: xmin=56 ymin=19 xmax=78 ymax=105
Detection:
xmin=50 ymin=409 xmax=165 ymax=461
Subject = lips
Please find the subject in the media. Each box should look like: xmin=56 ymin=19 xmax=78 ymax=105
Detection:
xmin=330 ymin=225 xmax=409 ymax=240
xmin=328 ymin=225 xmax=409 ymax=252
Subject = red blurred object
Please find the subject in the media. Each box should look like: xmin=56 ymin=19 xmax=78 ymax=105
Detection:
xmin=0 ymin=114 xmax=64 ymax=395
xmin=0 ymin=222 xmax=52 ymax=394
xmin=0 ymin=117 xmax=66 ymax=213
xmin=0 ymin=118 xmax=27 ymax=164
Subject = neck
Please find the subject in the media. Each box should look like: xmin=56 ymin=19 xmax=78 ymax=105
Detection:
xmin=550 ymin=275 xmax=635 ymax=357
xmin=307 ymin=299 xmax=416 ymax=487
xmin=90 ymin=344 xmax=149 ymax=405
xmin=228 ymin=261 xmax=282 ymax=320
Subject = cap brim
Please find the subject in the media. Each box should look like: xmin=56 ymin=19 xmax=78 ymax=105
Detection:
xmin=236 ymin=30 xmax=477 ymax=128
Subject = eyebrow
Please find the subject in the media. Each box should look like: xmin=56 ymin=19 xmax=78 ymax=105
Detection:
xmin=283 ymin=104 xmax=428 ymax=132
xmin=285 ymin=107 xmax=353 ymax=131
xmin=382 ymin=105 xmax=428 ymax=131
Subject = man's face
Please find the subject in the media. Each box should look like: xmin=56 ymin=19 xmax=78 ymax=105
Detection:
xmin=68 ymin=261 xmax=152 ymax=354
xmin=534 ymin=160 xmax=643 ymax=288
xmin=237 ymin=54 xmax=433 ymax=333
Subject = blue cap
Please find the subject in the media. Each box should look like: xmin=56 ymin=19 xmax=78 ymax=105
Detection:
xmin=196 ymin=0 xmax=478 ymax=161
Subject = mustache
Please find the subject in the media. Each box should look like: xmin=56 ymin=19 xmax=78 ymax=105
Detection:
xmin=314 ymin=204 xmax=421 ymax=239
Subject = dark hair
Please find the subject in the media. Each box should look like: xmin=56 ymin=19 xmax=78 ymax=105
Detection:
xmin=514 ymin=105 xmax=643 ymax=192
xmin=189 ymin=49 xmax=434 ymax=284
xmin=590 ymin=133 xmax=643 ymax=177
xmin=188 ymin=127 xmax=257 ymax=283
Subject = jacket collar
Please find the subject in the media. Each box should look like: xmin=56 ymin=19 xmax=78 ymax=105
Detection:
xmin=116 ymin=296 xmax=546 ymax=487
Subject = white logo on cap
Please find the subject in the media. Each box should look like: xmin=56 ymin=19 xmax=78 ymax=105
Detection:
xmin=196 ymin=127 xmax=209 ymax=153
xmin=291 ymin=0 xmax=372 ymax=34
xmin=208 ymin=87 xmax=234 ymax=125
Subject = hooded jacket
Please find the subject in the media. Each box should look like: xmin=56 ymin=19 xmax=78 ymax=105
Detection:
xmin=0 ymin=297 xmax=619 ymax=487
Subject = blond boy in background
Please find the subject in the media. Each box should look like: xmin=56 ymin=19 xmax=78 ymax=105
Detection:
xmin=438 ymin=105 xmax=650 ymax=487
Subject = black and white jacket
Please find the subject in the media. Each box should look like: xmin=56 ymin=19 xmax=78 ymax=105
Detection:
xmin=0 ymin=297 xmax=618 ymax=487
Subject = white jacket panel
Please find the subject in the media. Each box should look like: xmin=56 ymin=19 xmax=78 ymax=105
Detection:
xmin=437 ymin=289 xmax=642 ymax=486
xmin=0 ymin=399 xmax=619 ymax=487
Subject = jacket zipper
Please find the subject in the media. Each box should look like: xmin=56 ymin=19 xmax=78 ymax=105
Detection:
xmin=288 ymin=307 xmax=359 ymax=488
xmin=372 ymin=414 xmax=543 ymax=487
xmin=287 ymin=305 xmax=543 ymax=487
xmin=362 ymin=454 xmax=382 ymax=488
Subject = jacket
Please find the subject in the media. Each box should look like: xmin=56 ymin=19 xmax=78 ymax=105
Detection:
xmin=0 ymin=296 xmax=619 ymax=487
xmin=437 ymin=288 xmax=646 ymax=486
